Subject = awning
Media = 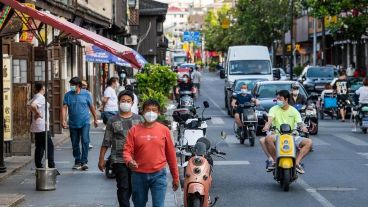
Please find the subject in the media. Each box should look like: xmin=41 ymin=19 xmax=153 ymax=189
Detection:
xmin=0 ymin=0 xmax=147 ymax=68
xmin=85 ymin=44 xmax=132 ymax=67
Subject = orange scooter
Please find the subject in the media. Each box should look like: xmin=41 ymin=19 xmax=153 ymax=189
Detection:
xmin=183 ymin=134 xmax=227 ymax=207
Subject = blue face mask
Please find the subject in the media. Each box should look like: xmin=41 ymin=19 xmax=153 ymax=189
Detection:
xmin=277 ymin=100 xmax=285 ymax=108
xmin=70 ymin=85 xmax=77 ymax=92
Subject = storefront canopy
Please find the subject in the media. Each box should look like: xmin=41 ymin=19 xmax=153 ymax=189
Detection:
xmin=85 ymin=44 xmax=132 ymax=67
xmin=0 ymin=0 xmax=147 ymax=68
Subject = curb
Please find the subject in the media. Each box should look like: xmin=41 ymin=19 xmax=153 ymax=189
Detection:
xmin=0 ymin=194 xmax=25 ymax=207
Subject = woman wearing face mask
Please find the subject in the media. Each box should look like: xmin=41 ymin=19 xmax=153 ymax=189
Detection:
xmin=98 ymin=90 xmax=141 ymax=207
xmin=123 ymin=99 xmax=179 ymax=207
xmin=175 ymin=74 xmax=196 ymax=99
xmin=100 ymin=77 xmax=120 ymax=125
xmin=289 ymin=83 xmax=307 ymax=107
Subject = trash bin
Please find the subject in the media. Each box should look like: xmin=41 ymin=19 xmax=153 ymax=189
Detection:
xmin=35 ymin=168 xmax=58 ymax=191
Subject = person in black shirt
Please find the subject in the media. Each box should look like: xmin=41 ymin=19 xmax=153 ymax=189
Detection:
xmin=333 ymin=70 xmax=349 ymax=122
xmin=175 ymin=74 xmax=196 ymax=96
xmin=289 ymin=83 xmax=307 ymax=106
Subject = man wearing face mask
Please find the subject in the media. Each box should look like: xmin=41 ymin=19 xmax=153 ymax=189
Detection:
xmin=289 ymin=83 xmax=307 ymax=106
xmin=62 ymin=77 xmax=98 ymax=170
xmin=262 ymin=90 xmax=313 ymax=174
xmin=175 ymin=74 xmax=196 ymax=98
xmin=98 ymin=90 xmax=141 ymax=207
xmin=231 ymin=83 xmax=259 ymax=136
xmin=123 ymin=99 xmax=179 ymax=207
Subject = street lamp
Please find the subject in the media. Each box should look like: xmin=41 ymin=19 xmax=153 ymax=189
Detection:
xmin=289 ymin=0 xmax=294 ymax=80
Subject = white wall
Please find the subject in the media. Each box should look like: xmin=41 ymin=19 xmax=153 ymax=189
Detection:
xmin=77 ymin=0 xmax=113 ymax=20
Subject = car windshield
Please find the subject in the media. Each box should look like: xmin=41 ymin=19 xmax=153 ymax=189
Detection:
xmin=257 ymin=83 xmax=307 ymax=99
xmin=180 ymin=64 xmax=194 ymax=69
xmin=229 ymin=60 xmax=271 ymax=75
xmin=306 ymin=67 xmax=336 ymax=78
xmin=174 ymin=57 xmax=186 ymax=63
xmin=235 ymin=79 xmax=266 ymax=91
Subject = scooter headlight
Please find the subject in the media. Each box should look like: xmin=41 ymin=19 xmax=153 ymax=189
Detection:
xmin=282 ymin=144 xmax=291 ymax=152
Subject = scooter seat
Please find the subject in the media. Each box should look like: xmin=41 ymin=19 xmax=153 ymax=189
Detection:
xmin=361 ymin=106 xmax=368 ymax=112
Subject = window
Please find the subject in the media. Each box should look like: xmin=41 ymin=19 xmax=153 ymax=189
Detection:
xmin=12 ymin=59 xmax=27 ymax=83
xmin=229 ymin=60 xmax=271 ymax=75
xmin=180 ymin=14 xmax=184 ymax=18
xmin=34 ymin=61 xmax=45 ymax=81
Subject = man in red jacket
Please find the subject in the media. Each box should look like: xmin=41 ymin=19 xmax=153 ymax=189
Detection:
xmin=123 ymin=99 xmax=179 ymax=207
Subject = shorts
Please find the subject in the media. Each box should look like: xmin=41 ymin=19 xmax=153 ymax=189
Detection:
xmin=337 ymin=95 xmax=348 ymax=110
xmin=271 ymin=134 xmax=306 ymax=147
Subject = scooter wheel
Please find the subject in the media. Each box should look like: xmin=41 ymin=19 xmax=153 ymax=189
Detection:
xmin=363 ymin=128 xmax=367 ymax=134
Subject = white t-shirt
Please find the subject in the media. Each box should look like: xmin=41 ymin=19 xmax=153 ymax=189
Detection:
xmin=132 ymin=93 xmax=139 ymax=114
xmin=191 ymin=71 xmax=201 ymax=84
xmin=103 ymin=86 xmax=119 ymax=112
xmin=356 ymin=86 xmax=368 ymax=104
xmin=28 ymin=94 xmax=50 ymax=133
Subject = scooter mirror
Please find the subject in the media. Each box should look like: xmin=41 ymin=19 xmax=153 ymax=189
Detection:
xmin=220 ymin=131 xmax=227 ymax=140
xmin=203 ymin=101 xmax=210 ymax=108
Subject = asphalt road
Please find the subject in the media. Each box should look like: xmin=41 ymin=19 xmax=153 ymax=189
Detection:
xmin=0 ymin=72 xmax=367 ymax=207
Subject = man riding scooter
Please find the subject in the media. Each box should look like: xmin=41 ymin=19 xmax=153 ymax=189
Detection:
xmin=175 ymin=74 xmax=197 ymax=102
xmin=231 ymin=83 xmax=260 ymax=137
xmin=289 ymin=83 xmax=307 ymax=106
xmin=262 ymin=90 xmax=313 ymax=174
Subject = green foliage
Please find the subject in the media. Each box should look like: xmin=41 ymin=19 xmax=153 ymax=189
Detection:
xmin=136 ymin=64 xmax=177 ymax=112
xmin=293 ymin=65 xmax=304 ymax=76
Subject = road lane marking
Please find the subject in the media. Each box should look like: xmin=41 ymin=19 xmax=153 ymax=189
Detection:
xmin=298 ymin=178 xmax=335 ymax=207
xmin=214 ymin=161 xmax=250 ymax=165
xmin=356 ymin=152 xmax=368 ymax=159
xmin=226 ymin=135 xmax=239 ymax=144
xmin=54 ymin=161 xmax=71 ymax=164
xmin=202 ymin=94 xmax=228 ymax=116
xmin=211 ymin=117 xmax=225 ymax=125
xmin=333 ymin=134 xmax=368 ymax=146
xmin=315 ymin=187 xmax=357 ymax=192
xmin=312 ymin=138 xmax=330 ymax=146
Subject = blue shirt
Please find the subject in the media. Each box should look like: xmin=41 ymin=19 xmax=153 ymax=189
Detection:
xmin=235 ymin=93 xmax=253 ymax=113
xmin=63 ymin=89 xmax=92 ymax=128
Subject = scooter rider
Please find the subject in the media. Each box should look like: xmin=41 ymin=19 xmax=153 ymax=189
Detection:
xmin=262 ymin=90 xmax=313 ymax=174
xmin=289 ymin=83 xmax=307 ymax=106
xmin=231 ymin=83 xmax=259 ymax=136
xmin=175 ymin=74 xmax=197 ymax=99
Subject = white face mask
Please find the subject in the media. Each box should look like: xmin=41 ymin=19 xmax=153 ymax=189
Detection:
xmin=120 ymin=103 xmax=132 ymax=112
xmin=144 ymin=111 xmax=158 ymax=123
xmin=241 ymin=89 xmax=248 ymax=94
xmin=292 ymin=90 xmax=299 ymax=96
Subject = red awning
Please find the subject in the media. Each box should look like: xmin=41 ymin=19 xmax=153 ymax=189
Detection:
xmin=0 ymin=0 xmax=145 ymax=68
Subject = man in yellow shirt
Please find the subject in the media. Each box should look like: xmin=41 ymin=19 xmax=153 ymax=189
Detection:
xmin=262 ymin=90 xmax=313 ymax=174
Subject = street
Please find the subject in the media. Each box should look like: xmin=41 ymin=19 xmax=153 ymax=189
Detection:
xmin=0 ymin=72 xmax=368 ymax=207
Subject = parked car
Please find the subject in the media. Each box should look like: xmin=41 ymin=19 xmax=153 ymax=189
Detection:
xmin=225 ymin=78 xmax=267 ymax=116
xmin=298 ymin=66 xmax=338 ymax=93
xmin=252 ymin=81 xmax=308 ymax=133
xmin=273 ymin=68 xmax=288 ymax=80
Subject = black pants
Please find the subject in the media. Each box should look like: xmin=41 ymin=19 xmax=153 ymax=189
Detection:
xmin=113 ymin=163 xmax=132 ymax=207
xmin=34 ymin=131 xmax=55 ymax=168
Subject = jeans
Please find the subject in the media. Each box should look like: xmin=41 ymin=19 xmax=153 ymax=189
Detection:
xmin=113 ymin=163 xmax=132 ymax=207
xmin=34 ymin=131 xmax=55 ymax=168
xmin=131 ymin=169 xmax=167 ymax=207
xmin=101 ymin=111 xmax=118 ymax=125
xmin=70 ymin=124 xmax=90 ymax=164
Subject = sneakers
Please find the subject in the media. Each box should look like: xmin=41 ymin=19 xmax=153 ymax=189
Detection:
xmin=89 ymin=144 xmax=93 ymax=149
xmin=296 ymin=163 xmax=305 ymax=174
xmin=266 ymin=160 xmax=275 ymax=172
xmin=72 ymin=163 xmax=82 ymax=170
xmin=81 ymin=163 xmax=89 ymax=171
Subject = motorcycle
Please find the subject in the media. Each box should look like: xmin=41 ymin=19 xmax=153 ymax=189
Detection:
xmin=183 ymin=133 xmax=227 ymax=207
xmin=268 ymin=124 xmax=299 ymax=192
xmin=178 ymin=90 xmax=196 ymax=109
xmin=354 ymin=104 xmax=368 ymax=134
xmin=174 ymin=101 xmax=211 ymax=186
xmin=234 ymin=102 xmax=257 ymax=146
xmin=294 ymin=103 xmax=318 ymax=135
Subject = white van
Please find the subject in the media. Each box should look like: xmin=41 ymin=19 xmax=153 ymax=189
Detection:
xmin=224 ymin=45 xmax=273 ymax=90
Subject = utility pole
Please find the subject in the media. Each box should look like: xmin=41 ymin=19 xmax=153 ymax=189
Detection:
xmin=289 ymin=0 xmax=294 ymax=80
xmin=313 ymin=17 xmax=317 ymax=66
xmin=321 ymin=17 xmax=326 ymax=66
xmin=0 ymin=37 xmax=6 ymax=173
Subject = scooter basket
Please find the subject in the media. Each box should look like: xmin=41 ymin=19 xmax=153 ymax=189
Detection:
xmin=324 ymin=97 xmax=337 ymax=109
xmin=242 ymin=108 xmax=257 ymax=122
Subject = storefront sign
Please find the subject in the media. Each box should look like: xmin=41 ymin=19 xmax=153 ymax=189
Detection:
xmin=18 ymin=3 xmax=36 ymax=43
xmin=0 ymin=6 xmax=11 ymax=30
xmin=3 ymin=56 xmax=12 ymax=141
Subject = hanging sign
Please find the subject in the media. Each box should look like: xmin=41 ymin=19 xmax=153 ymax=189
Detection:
xmin=3 ymin=56 xmax=12 ymax=141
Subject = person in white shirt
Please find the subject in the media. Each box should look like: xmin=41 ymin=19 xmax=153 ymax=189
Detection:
xmin=355 ymin=78 xmax=368 ymax=104
xmin=100 ymin=77 xmax=119 ymax=125
xmin=191 ymin=67 xmax=202 ymax=94
xmin=27 ymin=82 xmax=55 ymax=168
xmin=346 ymin=62 xmax=356 ymax=77
xmin=124 ymin=85 xmax=139 ymax=114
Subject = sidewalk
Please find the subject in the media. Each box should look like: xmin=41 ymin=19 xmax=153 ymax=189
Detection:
xmin=0 ymin=130 xmax=70 ymax=207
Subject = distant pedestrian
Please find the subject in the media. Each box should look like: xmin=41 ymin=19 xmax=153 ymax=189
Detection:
xmin=124 ymin=85 xmax=139 ymax=114
xmin=98 ymin=90 xmax=141 ymax=207
xmin=62 ymin=77 xmax=98 ymax=170
xmin=27 ymin=82 xmax=55 ymax=168
xmin=191 ymin=66 xmax=202 ymax=94
xmin=354 ymin=67 xmax=366 ymax=78
xmin=333 ymin=70 xmax=349 ymax=122
xmin=346 ymin=62 xmax=356 ymax=77
xmin=123 ymin=99 xmax=179 ymax=207
xmin=100 ymin=77 xmax=119 ymax=125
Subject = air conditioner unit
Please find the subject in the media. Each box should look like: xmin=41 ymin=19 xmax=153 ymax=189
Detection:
xmin=124 ymin=35 xmax=138 ymax=45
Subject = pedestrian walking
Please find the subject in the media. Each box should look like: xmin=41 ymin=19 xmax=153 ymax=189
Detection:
xmin=100 ymin=77 xmax=119 ymax=125
xmin=98 ymin=90 xmax=141 ymax=207
xmin=333 ymin=70 xmax=349 ymax=122
xmin=123 ymin=99 xmax=179 ymax=207
xmin=82 ymin=80 xmax=94 ymax=150
xmin=191 ymin=66 xmax=202 ymax=95
xmin=124 ymin=85 xmax=139 ymax=114
xmin=27 ymin=82 xmax=55 ymax=168
xmin=61 ymin=77 xmax=98 ymax=170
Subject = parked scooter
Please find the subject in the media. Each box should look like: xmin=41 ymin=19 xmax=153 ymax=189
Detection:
xmin=268 ymin=124 xmax=299 ymax=192
xmin=354 ymin=104 xmax=368 ymax=134
xmin=234 ymin=102 xmax=257 ymax=146
xmin=183 ymin=133 xmax=227 ymax=207
xmin=295 ymin=103 xmax=318 ymax=135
